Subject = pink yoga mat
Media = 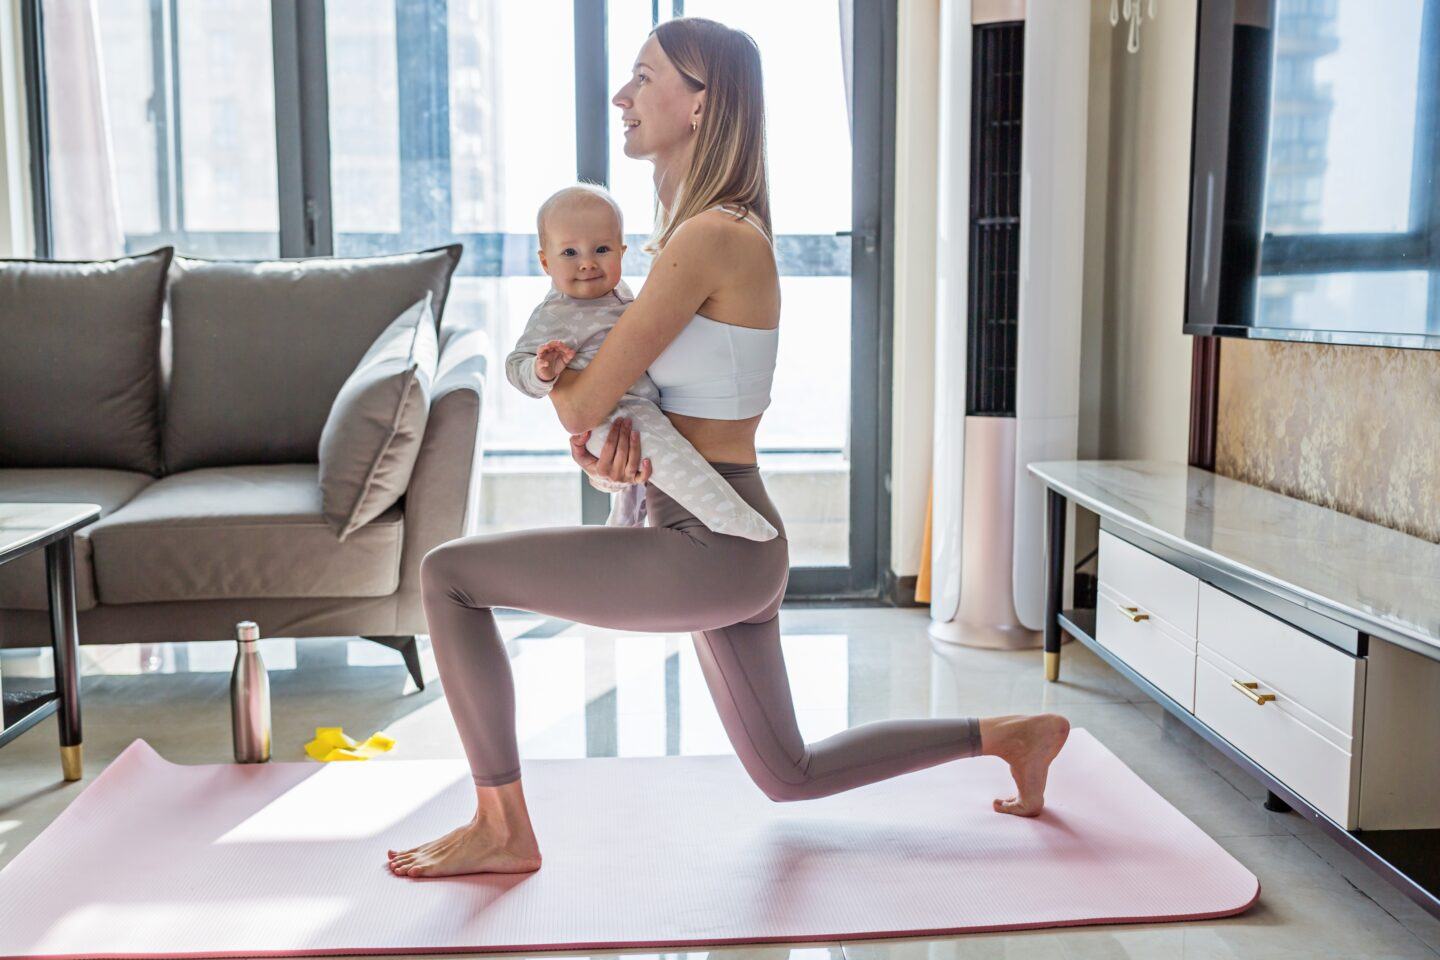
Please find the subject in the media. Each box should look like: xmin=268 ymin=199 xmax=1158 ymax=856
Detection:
xmin=0 ymin=728 xmax=1258 ymax=958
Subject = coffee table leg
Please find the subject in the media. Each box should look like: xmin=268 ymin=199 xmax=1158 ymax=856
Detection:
xmin=45 ymin=535 xmax=83 ymax=781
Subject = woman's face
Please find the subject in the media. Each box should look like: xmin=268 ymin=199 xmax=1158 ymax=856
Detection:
xmin=612 ymin=34 xmax=704 ymax=162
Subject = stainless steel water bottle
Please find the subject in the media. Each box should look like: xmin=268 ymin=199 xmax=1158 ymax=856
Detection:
xmin=230 ymin=620 xmax=271 ymax=763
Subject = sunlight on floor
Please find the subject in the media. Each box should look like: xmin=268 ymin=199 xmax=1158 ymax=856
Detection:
xmin=214 ymin=761 xmax=470 ymax=844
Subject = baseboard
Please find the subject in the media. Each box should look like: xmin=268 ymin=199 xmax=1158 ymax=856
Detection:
xmin=883 ymin=571 xmax=922 ymax=607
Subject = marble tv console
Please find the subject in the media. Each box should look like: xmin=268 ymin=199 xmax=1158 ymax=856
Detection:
xmin=1028 ymin=460 xmax=1440 ymax=917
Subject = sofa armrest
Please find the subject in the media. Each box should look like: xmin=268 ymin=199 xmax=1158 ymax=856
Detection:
xmin=394 ymin=322 xmax=489 ymax=631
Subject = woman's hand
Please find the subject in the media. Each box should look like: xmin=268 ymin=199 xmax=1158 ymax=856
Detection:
xmin=569 ymin=417 xmax=653 ymax=487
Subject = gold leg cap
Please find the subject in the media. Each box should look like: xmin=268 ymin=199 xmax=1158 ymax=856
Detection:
xmin=61 ymin=744 xmax=83 ymax=781
xmin=1044 ymin=651 xmax=1060 ymax=683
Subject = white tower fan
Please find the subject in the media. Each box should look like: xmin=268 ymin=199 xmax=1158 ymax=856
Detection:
xmin=927 ymin=0 xmax=1087 ymax=671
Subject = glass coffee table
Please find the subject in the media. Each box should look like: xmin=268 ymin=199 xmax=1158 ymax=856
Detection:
xmin=0 ymin=503 xmax=101 ymax=781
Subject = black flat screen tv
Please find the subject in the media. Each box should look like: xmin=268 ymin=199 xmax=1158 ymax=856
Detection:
xmin=1185 ymin=0 xmax=1440 ymax=349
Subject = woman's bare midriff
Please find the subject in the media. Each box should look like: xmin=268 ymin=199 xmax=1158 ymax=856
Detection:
xmin=665 ymin=409 xmax=763 ymax=464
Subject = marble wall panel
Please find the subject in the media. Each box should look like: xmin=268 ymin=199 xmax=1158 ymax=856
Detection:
xmin=1216 ymin=338 xmax=1440 ymax=544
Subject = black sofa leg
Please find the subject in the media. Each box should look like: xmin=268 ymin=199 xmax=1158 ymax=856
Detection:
xmin=1264 ymin=790 xmax=1292 ymax=813
xmin=362 ymin=635 xmax=425 ymax=690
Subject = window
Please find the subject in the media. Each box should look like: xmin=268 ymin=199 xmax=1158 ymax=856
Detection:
xmin=1248 ymin=0 xmax=1440 ymax=342
xmin=28 ymin=0 xmax=891 ymax=596
xmin=41 ymin=0 xmax=280 ymax=259
xmin=1263 ymin=0 xmax=1430 ymax=239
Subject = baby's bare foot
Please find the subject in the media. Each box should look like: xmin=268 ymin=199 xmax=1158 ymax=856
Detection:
xmin=981 ymin=713 xmax=1071 ymax=817
xmin=387 ymin=819 xmax=542 ymax=878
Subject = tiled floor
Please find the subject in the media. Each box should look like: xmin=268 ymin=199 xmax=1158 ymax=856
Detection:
xmin=2 ymin=606 xmax=1438 ymax=959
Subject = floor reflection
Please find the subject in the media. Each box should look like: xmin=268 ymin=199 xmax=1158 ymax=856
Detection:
xmin=0 ymin=614 xmax=927 ymax=762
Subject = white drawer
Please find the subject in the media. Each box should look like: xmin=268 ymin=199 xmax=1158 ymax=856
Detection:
xmin=1198 ymin=584 xmax=1364 ymax=737
xmin=1098 ymin=530 xmax=1199 ymax=635
xmin=1195 ymin=644 xmax=1360 ymax=827
xmin=1096 ymin=580 xmax=1196 ymax=710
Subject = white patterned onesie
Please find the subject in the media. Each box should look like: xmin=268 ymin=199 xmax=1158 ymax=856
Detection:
xmin=505 ymin=281 xmax=779 ymax=542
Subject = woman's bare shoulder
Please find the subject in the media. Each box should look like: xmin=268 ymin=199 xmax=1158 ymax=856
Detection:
xmin=670 ymin=207 xmax=770 ymax=256
xmin=666 ymin=209 xmax=776 ymax=293
xmin=666 ymin=209 xmax=778 ymax=326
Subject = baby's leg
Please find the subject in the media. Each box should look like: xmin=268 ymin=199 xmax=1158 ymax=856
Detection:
xmin=586 ymin=397 xmax=779 ymax=542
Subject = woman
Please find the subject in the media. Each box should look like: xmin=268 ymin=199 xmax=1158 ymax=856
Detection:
xmin=387 ymin=17 xmax=1069 ymax=879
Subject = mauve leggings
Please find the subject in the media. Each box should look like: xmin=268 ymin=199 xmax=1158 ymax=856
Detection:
xmin=419 ymin=461 xmax=982 ymax=801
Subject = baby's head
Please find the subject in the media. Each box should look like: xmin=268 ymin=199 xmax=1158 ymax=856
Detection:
xmin=536 ymin=184 xmax=627 ymax=300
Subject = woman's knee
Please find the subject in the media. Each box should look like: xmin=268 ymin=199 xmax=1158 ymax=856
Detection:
xmin=747 ymin=761 xmax=816 ymax=803
xmin=727 ymin=731 xmax=814 ymax=802
xmin=420 ymin=540 xmax=484 ymax=604
xmin=419 ymin=542 xmax=452 ymax=585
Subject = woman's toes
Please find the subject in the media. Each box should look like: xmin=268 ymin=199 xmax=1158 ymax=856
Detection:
xmin=995 ymin=796 xmax=1042 ymax=817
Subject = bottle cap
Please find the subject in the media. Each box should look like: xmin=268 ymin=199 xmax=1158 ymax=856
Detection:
xmin=236 ymin=621 xmax=260 ymax=642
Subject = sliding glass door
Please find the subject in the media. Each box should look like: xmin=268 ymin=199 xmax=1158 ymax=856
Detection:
xmin=680 ymin=1 xmax=860 ymax=578
xmin=27 ymin=0 xmax=891 ymax=598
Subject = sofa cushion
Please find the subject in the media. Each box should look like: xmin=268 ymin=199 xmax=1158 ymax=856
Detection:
xmin=0 ymin=469 xmax=155 ymax=612
xmin=0 ymin=248 xmax=173 ymax=475
xmin=87 ymin=465 xmax=404 ymax=604
xmin=162 ymin=244 xmax=462 ymax=474
xmin=319 ymin=294 xmax=438 ymax=542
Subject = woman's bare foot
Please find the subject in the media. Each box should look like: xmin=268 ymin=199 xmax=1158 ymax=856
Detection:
xmin=387 ymin=779 xmax=543 ymax=878
xmin=979 ymin=713 xmax=1071 ymax=817
xmin=386 ymin=820 xmax=541 ymax=878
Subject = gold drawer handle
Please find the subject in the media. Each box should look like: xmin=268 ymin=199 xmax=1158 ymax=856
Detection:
xmin=1231 ymin=679 xmax=1276 ymax=705
xmin=1117 ymin=604 xmax=1150 ymax=622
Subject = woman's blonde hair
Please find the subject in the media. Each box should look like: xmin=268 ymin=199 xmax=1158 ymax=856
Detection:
xmin=646 ymin=17 xmax=771 ymax=253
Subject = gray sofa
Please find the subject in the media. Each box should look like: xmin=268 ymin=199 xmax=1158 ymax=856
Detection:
xmin=0 ymin=245 xmax=487 ymax=687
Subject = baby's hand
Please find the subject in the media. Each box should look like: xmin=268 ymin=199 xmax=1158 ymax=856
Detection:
xmin=536 ymin=340 xmax=577 ymax=382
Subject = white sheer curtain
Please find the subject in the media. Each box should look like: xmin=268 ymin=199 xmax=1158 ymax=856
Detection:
xmin=43 ymin=0 xmax=123 ymax=258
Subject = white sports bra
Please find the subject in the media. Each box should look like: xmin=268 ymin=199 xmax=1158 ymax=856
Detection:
xmin=647 ymin=204 xmax=780 ymax=420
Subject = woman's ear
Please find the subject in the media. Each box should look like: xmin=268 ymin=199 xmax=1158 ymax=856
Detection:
xmin=691 ymin=89 xmax=706 ymax=125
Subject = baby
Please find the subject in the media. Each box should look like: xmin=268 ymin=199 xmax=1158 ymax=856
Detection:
xmin=505 ymin=184 xmax=779 ymax=542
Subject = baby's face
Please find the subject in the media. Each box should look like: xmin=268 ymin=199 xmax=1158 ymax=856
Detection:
xmin=538 ymin=203 xmax=626 ymax=300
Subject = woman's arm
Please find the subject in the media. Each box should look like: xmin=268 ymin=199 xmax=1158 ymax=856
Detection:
xmin=548 ymin=217 xmax=729 ymax=434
